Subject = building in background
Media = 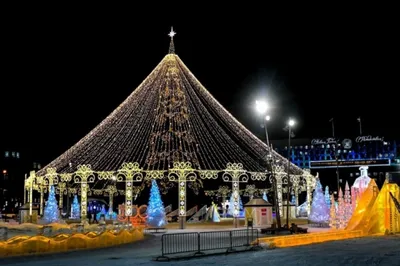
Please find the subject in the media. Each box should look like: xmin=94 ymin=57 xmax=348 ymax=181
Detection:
xmin=271 ymin=135 xmax=399 ymax=192
xmin=0 ymin=148 xmax=41 ymax=213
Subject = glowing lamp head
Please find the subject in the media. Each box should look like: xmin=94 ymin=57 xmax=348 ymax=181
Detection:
xmin=266 ymin=115 xmax=271 ymax=121
xmin=255 ymin=100 xmax=268 ymax=114
xmin=288 ymin=119 xmax=295 ymax=127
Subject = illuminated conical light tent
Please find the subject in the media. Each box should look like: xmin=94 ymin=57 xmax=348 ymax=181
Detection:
xmin=346 ymin=180 xmax=400 ymax=234
xmin=38 ymin=32 xmax=303 ymax=175
xmin=29 ymin=28 xmax=310 ymax=227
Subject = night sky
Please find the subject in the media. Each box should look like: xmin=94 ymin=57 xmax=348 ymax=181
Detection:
xmin=1 ymin=7 xmax=397 ymax=165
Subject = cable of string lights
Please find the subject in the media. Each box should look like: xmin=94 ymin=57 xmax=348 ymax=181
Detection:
xmin=37 ymin=34 xmax=303 ymax=178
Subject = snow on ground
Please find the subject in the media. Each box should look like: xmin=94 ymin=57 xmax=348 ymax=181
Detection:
xmin=1 ymin=234 xmax=399 ymax=265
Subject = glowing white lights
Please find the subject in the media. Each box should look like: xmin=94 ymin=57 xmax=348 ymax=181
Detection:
xmin=168 ymin=27 xmax=176 ymax=38
xmin=255 ymin=100 xmax=268 ymax=114
xmin=35 ymin=46 xmax=304 ymax=177
xmin=288 ymin=119 xmax=295 ymax=127
xmin=266 ymin=115 xmax=271 ymax=121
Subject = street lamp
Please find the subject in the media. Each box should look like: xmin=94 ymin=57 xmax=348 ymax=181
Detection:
xmin=255 ymin=100 xmax=282 ymax=229
xmin=255 ymin=100 xmax=271 ymax=148
xmin=255 ymin=100 xmax=268 ymax=114
xmin=286 ymin=118 xmax=295 ymax=228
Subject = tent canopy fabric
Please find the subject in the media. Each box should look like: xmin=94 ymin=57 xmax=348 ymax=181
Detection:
xmin=245 ymin=198 xmax=272 ymax=207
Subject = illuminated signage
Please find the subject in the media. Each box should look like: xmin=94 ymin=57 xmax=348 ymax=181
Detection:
xmin=355 ymin=136 xmax=384 ymax=143
xmin=309 ymin=159 xmax=390 ymax=169
xmin=311 ymin=138 xmax=338 ymax=145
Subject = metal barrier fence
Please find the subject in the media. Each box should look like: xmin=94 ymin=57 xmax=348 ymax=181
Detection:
xmin=157 ymin=229 xmax=259 ymax=260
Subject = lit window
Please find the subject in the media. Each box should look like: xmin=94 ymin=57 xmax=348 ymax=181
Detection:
xmin=33 ymin=162 xmax=37 ymax=168
xmin=11 ymin=152 xmax=15 ymax=157
xmin=38 ymin=164 xmax=41 ymax=169
xmin=5 ymin=151 xmax=9 ymax=157
xmin=16 ymin=152 xmax=20 ymax=158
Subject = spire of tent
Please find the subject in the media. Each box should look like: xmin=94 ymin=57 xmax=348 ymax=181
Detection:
xmin=168 ymin=26 xmax=176 ymax=54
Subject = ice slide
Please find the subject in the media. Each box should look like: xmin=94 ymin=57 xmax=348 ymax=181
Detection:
xmin=346 ymin=180 xmax=400 ymax=234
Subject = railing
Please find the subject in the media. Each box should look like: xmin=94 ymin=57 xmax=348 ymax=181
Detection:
xmin=156 ymin=229 xmax=259 ymax=260
xmin=187 ymin=205 xmax=207 ymax=223
xmin=164 ymin=204 xmax=172 ymax=214
xmin=390 ymin=192 xmax=400 ymax=213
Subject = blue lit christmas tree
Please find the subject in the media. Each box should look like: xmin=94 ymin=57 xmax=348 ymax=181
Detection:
xmin=212 ymin=202 xmax=220 ymax=222
xmin=106 ymin=209 xmax=117 ymax=220
xmin=309 ymin=179 xmax=330 ymax=224
xmin=262 ymin=191 xmax=269 ymax=202
xmin=325 ymin=186 xmax=331 ymax=209
xmin=228 ymin=193 xmax=243 ymax=217
xmin=71 ymin=194 xmax=80 ymax=219
xmin=147 ymin=180 xmax=167 ymax=227
xmin=96 ymin=205 xmax=107 ymax=221
xmin=43 ymin=185 xmax=60 ymax=223
xmin=291 ymin=191 xmax=296 ymax=205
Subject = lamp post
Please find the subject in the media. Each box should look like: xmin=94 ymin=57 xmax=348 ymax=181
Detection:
xmin=255 ymin=101 xmax=271 ymax=148
xmin=333 ymin=145 xmax=340 ymax=193
xmin=255 ymin=100 xmax=282 ymax=229
xmin=286 ymin=119 xmax=295 ymax=228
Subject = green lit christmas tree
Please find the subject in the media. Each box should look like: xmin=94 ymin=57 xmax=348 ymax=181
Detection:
xmin=43 ymin=185 xmax=59 ymax=223
xmin=147 ymin=180 xmax=167 ymax=227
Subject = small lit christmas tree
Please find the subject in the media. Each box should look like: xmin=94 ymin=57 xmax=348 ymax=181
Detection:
xmin=207 ymin=201 xmax=221 ymax=222
xmin=343 ymin=181 xmax=353 ymax=225
xmin=96 ymin=205 xmax=107 ymax=221
xmin=329 ymin=194 xmax=337 ymax=229
xmin=43 ymin=185 xmax=59 ymax=223
xmin=212 ymin=202 xmax=220 ymax=222
xmin=325 ymin=186 xmax=331 ymax=209
xmin=106 ymin=209 xmax=117 ymax=220
xmin=228 ymin=192 xmax=243 ymax=217
xmin=290 ymin=191 xmax=296 ymax=205
xmin=71 ymin=194 xmax=80 ymax=219
xmin=336 ymin=187 xmax=345 ymax=229
xmin=147 ymin=180 xmax=167 ymax=227
xmin=262 ymin=191 xmax=269 ymax=202
xmin=309 ymin=179 xmax=330 ymax=224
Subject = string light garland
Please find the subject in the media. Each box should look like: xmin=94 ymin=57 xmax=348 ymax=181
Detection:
xmin=36 ymin=44 xmax=303 ymax=176
xmin=27 ymin=30 xmax=316 ymax=226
